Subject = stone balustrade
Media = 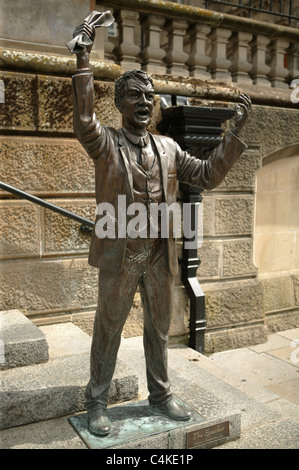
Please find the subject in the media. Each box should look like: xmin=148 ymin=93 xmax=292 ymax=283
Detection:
xmin=97 ymin=0 xmax=299 ymax=88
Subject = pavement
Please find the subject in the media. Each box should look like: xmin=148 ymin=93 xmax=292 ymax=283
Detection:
xmin=175 ymin=327 xmax=299 ymax=448
xmin=0 ymin=325 xmax=298 ymax=449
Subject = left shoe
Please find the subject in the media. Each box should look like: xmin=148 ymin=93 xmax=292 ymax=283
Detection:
xmin=149 ymin=398 xmax=192 ymax=421
xmin=87 ymin=408 xmax=112 ymax=436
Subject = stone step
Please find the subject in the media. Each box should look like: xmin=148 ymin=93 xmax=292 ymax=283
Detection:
xmin=0 ymin=309 xmax=49 ymax=370
xmin=1 ymin=328 xmax=298 ymax=448
xmin=118 ymin=336 xmax=299 ymax=449
xmin=0 ymin=322 xmax=138 ymax=431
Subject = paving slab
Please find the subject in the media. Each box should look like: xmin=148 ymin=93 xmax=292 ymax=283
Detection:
xmin=217 ymin=418 xmax=299 ymax=449
xmin=249 ymin=332 xmax=292 ymax=353
xmin=0 ymin=309 xmax=48 ymax=369
xmin=39 ymin=323 xmax=91 ymax=359
xmin=0 ymin=414 xmax=87 ymax=449
xmin=209 ymin=348 xmax=299 ymax=387
xmin=267 ymin=378 xmax=299 ymax=406
xmin=277 ymin=328 xmax=299 ymax=342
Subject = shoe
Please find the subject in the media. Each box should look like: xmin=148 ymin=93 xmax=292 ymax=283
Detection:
xmin=87 ymin=408 xmax=112 ymax=436
xmin=149 ymin=399 xmax=192 ymax=421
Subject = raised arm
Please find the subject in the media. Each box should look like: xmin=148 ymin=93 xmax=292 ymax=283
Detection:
xmin=177 ymin=94 xmax=251 ymax=190
xmin=71 ymin=22 xmax=104 ymax=160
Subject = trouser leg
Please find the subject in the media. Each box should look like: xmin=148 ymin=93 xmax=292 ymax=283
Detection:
xmin=85 ymin=264 xmax=139 ymax=411
xmin=139 ymin=244 xmax=174 ymax=406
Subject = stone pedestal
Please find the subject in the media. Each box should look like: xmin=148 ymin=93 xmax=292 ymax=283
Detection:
xmin=69 ymin=395 xmax=240 ymax=449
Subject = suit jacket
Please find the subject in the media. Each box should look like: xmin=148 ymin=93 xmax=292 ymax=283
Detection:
xmin=72 ymin=70 xmax=247 ymax=275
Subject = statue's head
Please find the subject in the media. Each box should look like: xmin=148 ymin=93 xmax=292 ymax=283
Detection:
xmin=114 ymin=70 xmax=154 ymax=110
xmin=114 ymin=70 xmax=155 ymax=133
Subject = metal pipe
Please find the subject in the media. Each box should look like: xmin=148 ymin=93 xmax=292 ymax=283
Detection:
xmin=0 ymin=181 xmax=95 ymax=229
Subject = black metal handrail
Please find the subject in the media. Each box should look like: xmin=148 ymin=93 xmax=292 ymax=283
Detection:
xmin=0 ymin=181 xmax=94 ymax=232
xmin=205 ymin=0 xmax=298 ymax=26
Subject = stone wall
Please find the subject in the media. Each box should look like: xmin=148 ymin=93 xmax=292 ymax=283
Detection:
xmin=1 ymin=63 xmax=298 ymax=352
xmin=0 ymin=0 xmax=298 ymax=353
xmin=0 ymin=69 xmax=119 ymax=329
xmin=200 ymin=105 xmax=299 ymax=352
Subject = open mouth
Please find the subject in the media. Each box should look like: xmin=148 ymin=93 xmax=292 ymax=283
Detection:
xmin=136 ymin=108 xmax=150 ymax=120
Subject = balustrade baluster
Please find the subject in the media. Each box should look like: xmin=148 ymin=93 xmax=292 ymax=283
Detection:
xmin=185 ymin=23 xmax=211 ymax=79
xmin=229 ymin=31 xmax=253 ymax=84
xmin=113 ymin=9 xmax=141 ymax=70
xmin=286 ymin=42 xmax=299 ymax=83
xmin=139 ymin=14 xmax=166 ymax=74
xmin=267 ymin=38 xmax=290 ymax=88
xmin=250 ymin=34 xmax=272 ymax=86
xmin=208 ymin=27 xmax=232 ymax=82
xmin=163 ymin=19 xmax=189 ymax=76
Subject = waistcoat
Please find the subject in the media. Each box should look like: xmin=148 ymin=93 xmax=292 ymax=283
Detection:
xmin=129 ymin=142 xmax=163 ymax=241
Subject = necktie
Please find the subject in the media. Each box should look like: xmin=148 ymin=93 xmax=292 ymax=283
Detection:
xmin=139 ymin=140 xmax=155 ymax=172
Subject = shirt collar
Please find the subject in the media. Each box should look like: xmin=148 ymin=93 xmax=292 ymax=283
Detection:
xmin=123 ymin=127 xmax=150 ymax=147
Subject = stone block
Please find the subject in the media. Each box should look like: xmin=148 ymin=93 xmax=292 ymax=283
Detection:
xmin=37 ymin=76 xmax=120 ymax=133
xmin=203 ymin=278 xmax=264 ymax=328
xmin=292 ymin=274 xmax=299 ymax=305
xmin=261 ymin=274 xmax=295 ymax=312
xmin=0 ymin=136 xmax=95 ymax=195
xmin=222 ymin=238 xmax=257 ymax=278
xmin=38 ymin=75 xmax=73 ymax=133
xmin=42 ymin=199 xmax=95 ymax=255
xmin=0 ymin=200 xmax=41 ymax=259
xmin=202 ymin=196 xmax=215 ymax=236
xmin=0 ymin=309 xmax=49 ymax=369
xmin=242 ymin=106 xmax=299 ymax=158
xmin=0 ymin=72 xmax=36 ymax=131
xmin=204 ymin=324 xmax=267 ymax=354
xmin=266 ymin=310 xmax=299 ymax=333
xmin=197 ymin=240 xmax=221 ymax=279
xmin=0 ymin=0 xmax=89 ymax=55
xmin=254 ymin=231 xmax=297 ymax=273
xmin=215 ymin=196 xmax=254 ymax=236
xmin=0 ymin=258 xmax=98 ymax=317
xmin=216 ymin=147 xmax=261 ymax=191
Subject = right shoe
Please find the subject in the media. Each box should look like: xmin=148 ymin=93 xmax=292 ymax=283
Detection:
xmin=87 ymin=408 xmax=112 ymax=436
xmin=149 ymin=398 xmax=192 ymax=421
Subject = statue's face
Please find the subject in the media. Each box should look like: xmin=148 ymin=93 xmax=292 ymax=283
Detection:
xmin=120 ymin=78 xmax=154 ymax=134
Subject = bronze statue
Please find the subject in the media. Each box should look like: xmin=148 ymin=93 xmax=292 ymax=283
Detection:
xmin=70 ymin=12 xmax=251 ymax=437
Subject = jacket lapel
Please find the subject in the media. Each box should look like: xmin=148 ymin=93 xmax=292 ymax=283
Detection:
xmin=118 ymin=130 xmax=134 ymax=201
xmin=151 ymin=134 xmax=168 ymax=200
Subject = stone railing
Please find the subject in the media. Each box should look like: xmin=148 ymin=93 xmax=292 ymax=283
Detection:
xmin=96 ymin=0 xmax=299 ymax=88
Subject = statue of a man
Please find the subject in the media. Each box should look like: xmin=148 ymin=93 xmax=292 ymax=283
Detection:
xmin=71 ymin=21 xmax=251 ymax=437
